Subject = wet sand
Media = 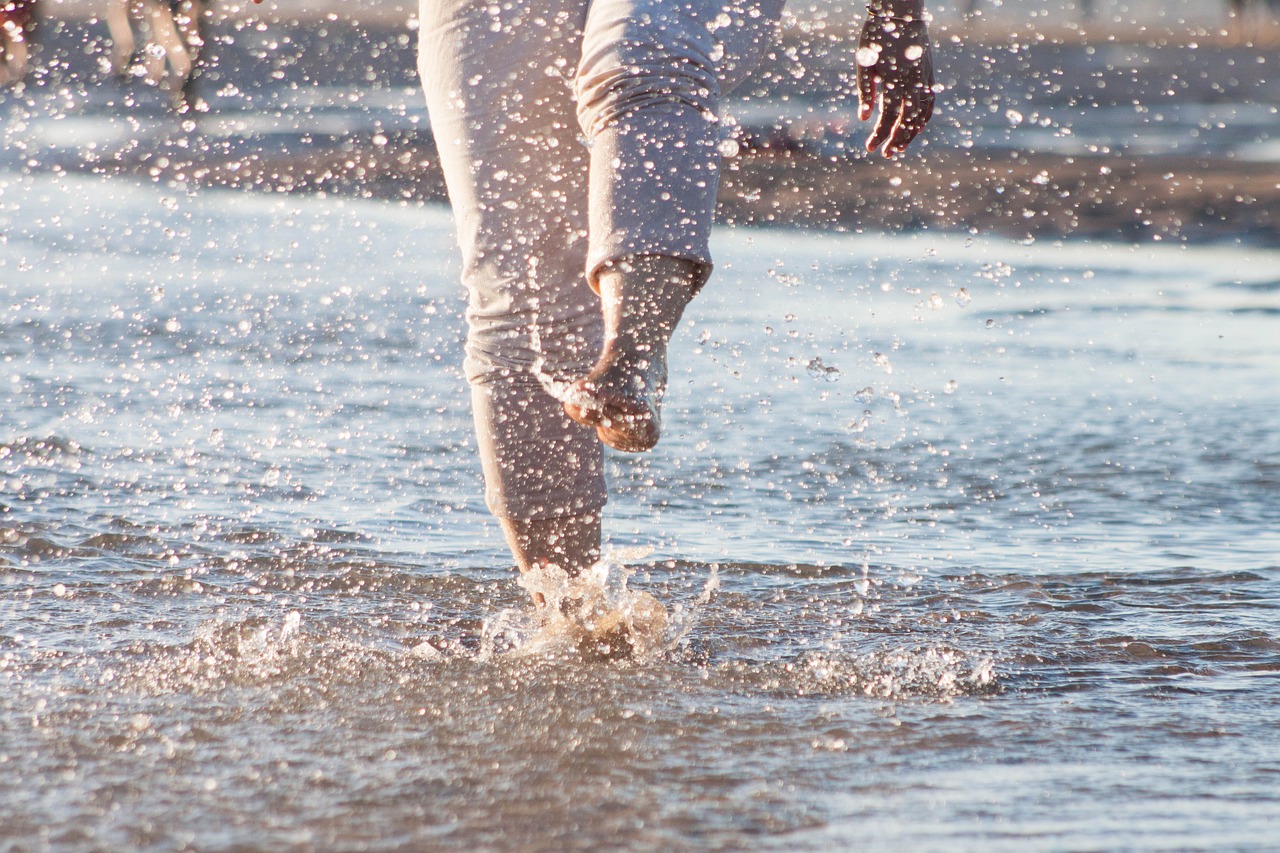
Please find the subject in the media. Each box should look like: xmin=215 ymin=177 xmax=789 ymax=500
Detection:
xmin=718 ymin=147 xmax=1280 ymax=245
xmin=91 ymin=139 xmax=1280 ymax=246
xmin=11 ymin=13 xmax=1280 ymax=246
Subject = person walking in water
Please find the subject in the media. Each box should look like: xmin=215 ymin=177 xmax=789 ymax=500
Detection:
xmin=0 ymin=0 xmax=38 ymax=86
xmin=418 ymin=0 xmax=934 ymax=599
xmin=107 ymin=0 xmax=207 ymax=105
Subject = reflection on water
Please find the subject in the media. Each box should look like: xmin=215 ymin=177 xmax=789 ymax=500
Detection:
xmin=2 ymin=172 xmax=1280 ymax=849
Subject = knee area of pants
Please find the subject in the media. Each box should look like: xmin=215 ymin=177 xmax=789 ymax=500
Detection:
xmin=576 ymin=46 xmax=720 ymax=136
xmin=464 ymin=358 xmax=541 ymax=392
xmin=464 ymin=325 xmax=599 ymax=385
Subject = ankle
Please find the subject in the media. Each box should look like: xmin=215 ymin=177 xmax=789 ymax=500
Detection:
xmin=597 ymin=255 xmax=703 ymax=304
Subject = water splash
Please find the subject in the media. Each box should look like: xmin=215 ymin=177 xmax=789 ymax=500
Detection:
xmin=795 ymin=647 xmax=998 ymax=701
xmin=722 ymin=647 xmax=999 ymax=702
xmin=805 ymin=356 xmax=842 ymax=381
xmin=476 ymin=554 xmax=717 ymax=663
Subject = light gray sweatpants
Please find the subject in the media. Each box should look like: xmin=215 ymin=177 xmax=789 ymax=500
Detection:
xmin=418 ymin=0 xmax=784 ymax=520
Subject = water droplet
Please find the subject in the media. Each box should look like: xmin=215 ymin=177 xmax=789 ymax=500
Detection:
xmin=806 ymin=357 xmax=841 ymax=382
xmin=856 ymin=45 xmax=881 ymax=68
xmin=955 ymin=288 xmax=972 ymax=307
xmin=904 ymin=45 xmax=924 ymax=61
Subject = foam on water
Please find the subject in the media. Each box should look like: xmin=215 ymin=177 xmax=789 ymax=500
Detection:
xmin=717 ymin=647 xmax=999 ymax=702
xmin=478 ymin=553 xmax=719 ymax=663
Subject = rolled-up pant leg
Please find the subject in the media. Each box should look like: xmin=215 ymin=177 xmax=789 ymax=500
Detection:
xmin=418 ymin=0 xmax=783 ymax=522
xmin=419 ymin=0 xmax=606 ymax=521
xmin=577 ymin=0 xmax=785 ymax=287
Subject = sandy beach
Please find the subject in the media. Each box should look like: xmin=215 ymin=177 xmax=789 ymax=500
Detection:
xmin=88 ymin=135 xmax=1280 ymax=246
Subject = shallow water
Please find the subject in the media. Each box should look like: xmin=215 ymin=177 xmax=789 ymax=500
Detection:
xmin=2 ymin=171 xmax=1280 ymax=850
xmin=6 ymin=17 xmax=1280 ymax=176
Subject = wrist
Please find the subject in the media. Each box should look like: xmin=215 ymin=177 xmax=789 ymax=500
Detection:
xmin=866 ymin=1 xmax=926 ymax=21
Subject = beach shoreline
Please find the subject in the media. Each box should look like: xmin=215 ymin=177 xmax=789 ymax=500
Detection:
xmin=40 ymin=0 xmax=1280 ymax=43
xmin=70 ymin=139 xmax=1280 ymax=248
xmin=9 ymin=13 xmax=1280 ymax=248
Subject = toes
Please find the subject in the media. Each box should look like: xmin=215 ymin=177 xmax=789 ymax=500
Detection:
xmin=563 ymin=378 xmax=661 ymax=452
xmin=597 ymin=426 xmax=658 ymax=453
xmin=595 ymin=411 xmax=659 ymax=453
xmin=563 ymin=381 xmax=606 ymax=427
xmin=563 ymin=399 xmax=603 ymax=428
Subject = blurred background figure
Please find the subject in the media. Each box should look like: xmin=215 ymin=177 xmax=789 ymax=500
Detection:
xmin=0 ymin=0 xmax=38 ymax=86
xmin=1227 ymin=0 xmax=1280 ymax=26
xmin=963 ymin=0 xmax=1095 ymax=21
xmin=107 ymin=0 xmax=207 ymax=105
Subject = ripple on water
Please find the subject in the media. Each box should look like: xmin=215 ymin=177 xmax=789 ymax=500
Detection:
xmin=5 ymin=524 xmax=1280 ymax=850
xmin=4 ymin=173 xmax=1280 ymax=847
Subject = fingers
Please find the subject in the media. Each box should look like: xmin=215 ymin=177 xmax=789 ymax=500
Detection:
xmin=864 ymin=82 xmax=935 ymax=158
xmin=886 ymin=111 xmax=915 ymax=158
xmin=856 ymin=64 xmax=877 ymax=122
xmin=883 ymin=90 xmax=935 ymax=156
xmin=855 ymin=16 xmax=936 ymax=158
xmin=865 ymin=88 xmax=898 ymax=154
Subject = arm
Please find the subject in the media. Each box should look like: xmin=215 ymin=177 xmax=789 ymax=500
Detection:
xmin=856 ymin=0 xmax=936 ymax=157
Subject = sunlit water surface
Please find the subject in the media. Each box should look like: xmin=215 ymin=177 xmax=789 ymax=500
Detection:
xmin=2 ymin=171 xmax=1279 ymax=850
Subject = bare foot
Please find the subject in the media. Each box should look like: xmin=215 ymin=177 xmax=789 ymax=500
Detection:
xmin=563 ymin=345 xmax=666 ymax=453
xmin=564 ymin=254 xmax=699 ymax=452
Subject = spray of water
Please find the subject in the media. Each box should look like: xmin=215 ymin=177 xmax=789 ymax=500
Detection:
xmin=472 ymin=553 xmax=719 ymax=663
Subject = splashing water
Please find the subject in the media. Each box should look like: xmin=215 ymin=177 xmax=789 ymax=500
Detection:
xmin=4 ymin=156 xmax=1280 ymax=849
xmin=478 ymin=554 xmax=718 ymax=663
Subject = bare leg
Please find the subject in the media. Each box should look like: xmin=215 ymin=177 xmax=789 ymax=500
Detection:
xmin=10 ymin=35 xmax=26 ymax=83
xmin=175 ymin=0 xmax=206 ymax=107
xmin=563 ymin=254 xmax=701 ymax=452
xmin=500 ymin=512 xmax=602 ymax=606
xmin=144 ymin=1 xmax=192 ymax=97
xmin=0 ymin=32 xmax=12 ymax=86
xmin=0 ymin=26 xmax=27 ymax=85
xmin=107 ymin=0 xmax=137 ymax=78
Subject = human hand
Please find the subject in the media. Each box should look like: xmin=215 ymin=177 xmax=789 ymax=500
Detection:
xmin=856 ymin=13 xmax=936 ymax=157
